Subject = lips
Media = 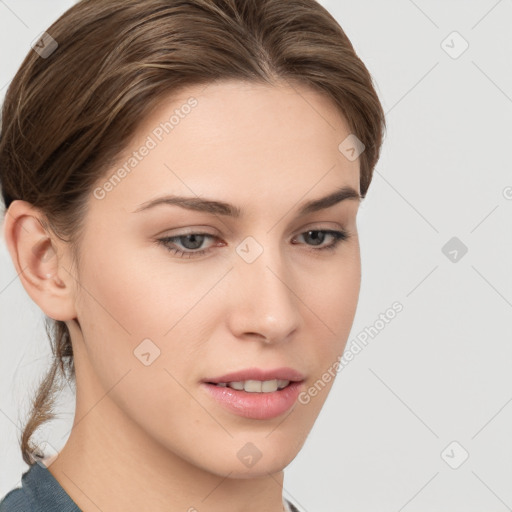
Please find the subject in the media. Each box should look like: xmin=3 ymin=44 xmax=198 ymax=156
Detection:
xmin=201 ymin=367 xmax=306 ymax=419
xmin=203 ymin=367 xmax=305 ymax=384
xmin=201 ymin=381 xmax=305 ymax=420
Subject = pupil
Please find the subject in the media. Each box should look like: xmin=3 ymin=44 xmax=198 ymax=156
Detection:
xmin=307 ymin=230 xmax=324 ymax=246
xmin=181 ymin=234 xmax=204 ymax=250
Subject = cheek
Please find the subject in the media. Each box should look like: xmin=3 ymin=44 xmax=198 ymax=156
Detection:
xmin=74 ymin=241 xmax=215 ymax=386
xmin=76 ymin=240 xmax=189 ymax=338
xmin=296 ymin=261 xmax=360 ymax=417
xmin=309 ymin=247 xmax=361 ymax=342
xmin=296 ymin=247 xmax=361 ymax=407
xmin=72 ymin=250 xmax=204 ymax=437
xmin=72 ymin=244 xmax=159 ymax=380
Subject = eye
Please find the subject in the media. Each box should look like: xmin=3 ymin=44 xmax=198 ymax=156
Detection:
xmin=156 ymin=229 xmax=351 ymax=259
xmin=292 ymin=229 xmax=350 ymax=253
xmin=156 ymin=233 xmax=216 ymax=259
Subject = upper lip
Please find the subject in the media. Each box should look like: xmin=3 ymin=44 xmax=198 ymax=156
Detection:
xmin=204 ymin=367 xmax=305 ymax=384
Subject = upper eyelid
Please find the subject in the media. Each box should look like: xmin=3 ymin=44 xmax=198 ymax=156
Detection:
xmin=160 ymin=220 xmax=348 ymax=236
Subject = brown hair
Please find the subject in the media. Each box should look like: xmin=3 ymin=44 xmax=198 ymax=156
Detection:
xmin=0 ymin=0 xmax=385 ymax=466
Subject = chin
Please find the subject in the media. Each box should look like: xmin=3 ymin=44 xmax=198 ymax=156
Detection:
xmin=195 ymin=442 xmax=298 ymax=480
xmin=224 ymin=461 xmax=291 ymax=480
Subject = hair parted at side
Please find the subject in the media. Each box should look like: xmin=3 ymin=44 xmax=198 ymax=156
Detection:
xmin=0 ymin=0 xmax=386 ymax=466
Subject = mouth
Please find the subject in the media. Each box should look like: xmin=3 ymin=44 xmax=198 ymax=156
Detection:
xmin=201 ymin=367 xmax=306 ymax=420
xmin=203 ymin=366 xmax=305 ymax=386
xmin=206 ymin=379 xmax=293 ymax=393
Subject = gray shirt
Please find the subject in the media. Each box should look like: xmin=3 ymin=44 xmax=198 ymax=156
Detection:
xmin=0 ymin=463 xmax=302 ymax=511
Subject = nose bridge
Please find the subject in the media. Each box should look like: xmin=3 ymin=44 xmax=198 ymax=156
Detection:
xmin=229 ymin=232 xmax=301 ymax=339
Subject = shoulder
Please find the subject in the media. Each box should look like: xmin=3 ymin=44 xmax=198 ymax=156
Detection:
xmin=0 ymin=471 xmax=34 ymax=512
xmin=0 ymin=463 xmax=81 ymax=512
xmin=0 ymin=489 xmax=32 ymax=512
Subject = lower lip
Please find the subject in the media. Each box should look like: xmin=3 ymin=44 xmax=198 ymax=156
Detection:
xmin=201 ymin=381 xmax=304 ymax=420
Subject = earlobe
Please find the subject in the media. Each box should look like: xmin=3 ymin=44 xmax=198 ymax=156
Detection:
xmin=3 ymin=200 xmax=77 ymax=321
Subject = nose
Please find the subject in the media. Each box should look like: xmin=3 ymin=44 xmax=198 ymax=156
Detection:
xmin=226 ymin=236 xmax=302 ymax=344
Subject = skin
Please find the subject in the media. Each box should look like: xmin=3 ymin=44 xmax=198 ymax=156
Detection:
xmin=3 ymin=79 xmax=362 ymax=512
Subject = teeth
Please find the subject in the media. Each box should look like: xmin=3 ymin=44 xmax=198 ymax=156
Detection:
xmin=214 ymin=379 xmax=290 ymax=392
xmin=276 ymin=379 xmax=289 ymax=389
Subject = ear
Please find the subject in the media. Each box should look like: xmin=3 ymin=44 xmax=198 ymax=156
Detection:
xmin=2 ymin=200 xmax=78 ymax=322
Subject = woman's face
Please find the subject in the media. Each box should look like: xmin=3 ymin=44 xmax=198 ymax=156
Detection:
xmin=67 ymin=79 xmax=362 ymax=477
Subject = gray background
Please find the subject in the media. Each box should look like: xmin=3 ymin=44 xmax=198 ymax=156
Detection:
xmin=1 ymin=1 xmax=511 ymax=511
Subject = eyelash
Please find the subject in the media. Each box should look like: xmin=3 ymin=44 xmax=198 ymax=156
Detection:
xmin=156 ymin=229 xmax=350 ymax=259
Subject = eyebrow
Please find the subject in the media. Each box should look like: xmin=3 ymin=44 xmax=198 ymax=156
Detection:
xmin=132 ymin=185 xmax=361 ymax=217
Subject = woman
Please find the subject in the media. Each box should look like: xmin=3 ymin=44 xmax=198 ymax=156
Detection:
xmin=0 ymin=0 xmax=385 ymax=510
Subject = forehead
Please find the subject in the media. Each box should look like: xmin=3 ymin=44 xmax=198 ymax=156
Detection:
xmin=90 ymin=80 xmax=360 ymax=217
